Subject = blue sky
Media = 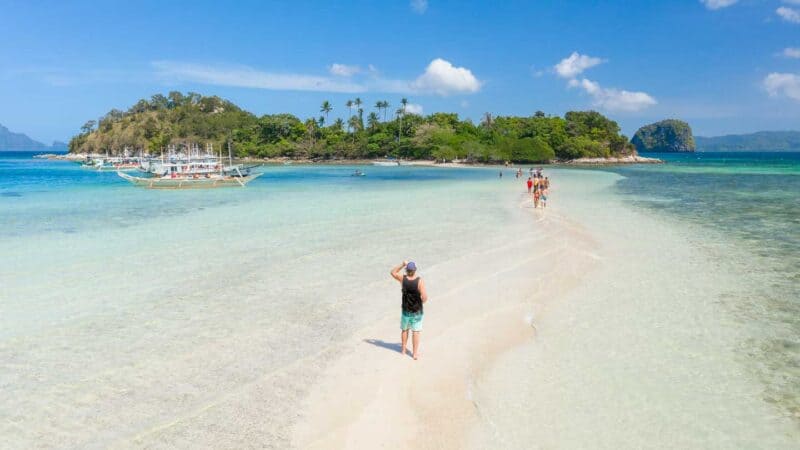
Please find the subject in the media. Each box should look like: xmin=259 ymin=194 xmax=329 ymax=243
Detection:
xmin=1 ymin=0 xmax=800 ymax=143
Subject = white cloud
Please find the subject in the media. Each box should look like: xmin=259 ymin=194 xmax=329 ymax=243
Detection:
xmin=153 ymin=61 xmax=366 ymax=93
xmin=777 ymin=6 xmax=800 ymax=23
xmin=783 ymin=47 xmax=800 ymax=58
xmin=153 ymin=58 xmax=481 ymax=97
xmin=569 ymin=78 xmax=657 ymax=112
xmin=410 ymin=0 xmax=428 ymax=14
xmin=763 ymin=72 xmax=800 ymax=101
xmin=329 ymin=63 xmax=361 ymax=77
xmin=554 ymin=52 xmax=604 ymax=78
xmin=699 ymin=0 xmax=738 ymax=10
xmin=459 ymin=100 xmax=469 ymax=108
xmin=404 ymin=103 xmax=424 ymax=115
xmin=410 ymin=58 xmax=482 ymax=95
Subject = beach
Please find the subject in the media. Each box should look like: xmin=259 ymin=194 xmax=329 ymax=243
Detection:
xmin=1 ymin=154 xmax=799 ymax=448
xmin=292 ymin=168 xmax=800 ymax=449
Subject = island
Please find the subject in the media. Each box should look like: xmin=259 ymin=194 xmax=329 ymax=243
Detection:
xmin=67 ymin=92 xmax=645 ymax=164
xmin=0 ymin=124 xmax=67 ymax=152
xmin=631 ymin=119 xmax=695 ymax=153
xmin=695 ymin=131 xmax=800 ymax=152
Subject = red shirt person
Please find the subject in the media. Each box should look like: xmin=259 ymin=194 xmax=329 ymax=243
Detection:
xmin=526 ymin=177 xmax=533 ymax=193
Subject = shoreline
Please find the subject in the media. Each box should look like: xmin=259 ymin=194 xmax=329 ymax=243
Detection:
xmin=36 ymin=152 xmax=664 ymax=166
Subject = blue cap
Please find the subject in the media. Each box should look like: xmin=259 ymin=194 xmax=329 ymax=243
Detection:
xmin=406 ymin=261 xmax=417 ymax=271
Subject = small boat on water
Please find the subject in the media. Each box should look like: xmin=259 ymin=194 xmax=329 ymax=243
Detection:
xmin=82 ymin=157 xmax=141 ymax=171
xmin=351 ymin=169 xmax=366 ymax=177
xmin=118 ymin=169 xmax=261 ymax=189
xmin=118 ymin=143 xmax=261 ymax=189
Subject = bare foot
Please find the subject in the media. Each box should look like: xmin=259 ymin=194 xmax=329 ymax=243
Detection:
xmin=413 ymin=353 xmax=419 ymax=360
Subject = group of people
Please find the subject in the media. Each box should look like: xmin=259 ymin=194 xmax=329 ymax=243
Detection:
xmin=526 ymin=168 xmax=549 ymax=208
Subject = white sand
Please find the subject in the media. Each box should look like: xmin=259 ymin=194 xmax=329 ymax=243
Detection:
xmin=292 ymin=169 xmax=800 ymax=449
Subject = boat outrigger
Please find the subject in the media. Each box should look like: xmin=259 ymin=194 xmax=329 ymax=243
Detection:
xmin=117 ymin=142 xmax=262 ymax=189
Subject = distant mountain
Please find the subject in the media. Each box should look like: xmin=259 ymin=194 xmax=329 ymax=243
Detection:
xmin=695 ymin=131 xmax=800 ymax=152
xmin=631 ymin=119 xmax=695 ymax=153
xmin=0 ymin=124 xmax=48 ymax=150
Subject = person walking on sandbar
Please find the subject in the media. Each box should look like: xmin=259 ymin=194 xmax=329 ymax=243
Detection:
xmin=391 ymin=260 xmax=428 ymax=360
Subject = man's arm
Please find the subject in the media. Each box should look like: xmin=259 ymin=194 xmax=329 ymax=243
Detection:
xmin=418 ymin=278 xmax=428 ymax=302
xmin=390 ymin=261 xmax=407 ymax=282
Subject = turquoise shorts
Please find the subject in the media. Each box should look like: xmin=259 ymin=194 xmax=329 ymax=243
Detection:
xmin=401 ymin=311 xmax=424 ymax=331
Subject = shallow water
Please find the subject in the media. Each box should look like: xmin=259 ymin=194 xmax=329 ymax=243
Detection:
xmin=1 ymin=152 xmax=799 ymax=448
xmin=472 ymin=154 xmax=800 ymax=448
xmin=614 ymin=152 xmax=800 ymax=421
xmin=0 ymin=153 xmax=525 ymax=447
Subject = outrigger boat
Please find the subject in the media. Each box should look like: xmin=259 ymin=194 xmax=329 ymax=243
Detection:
xmin=117 ymin=142 xmax=261 ymax=189
xmin=118 ymin=168 xmax=261 ymax=189
xmin=82 ymin=156 xmax=141 ymax=171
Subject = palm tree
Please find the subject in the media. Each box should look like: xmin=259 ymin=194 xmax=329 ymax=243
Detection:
xmin=354 ymin=97 xmax=363 ymax=111
xmin=348 ymin=116 xmax=360 ymax=143
xmin=396 ymin=107 xmax=404 ymax=141
xmin=381 ymin=101 xmax=390 ymax=121
xmin=320 ymin=100 xmax=332 ymax=124
xmin=397 ymin=98 xmax=409 ymax=140
xmin=357 ymin=107 xmax=364 ymax=129
xmin=345 ymin=100 xmax=354 ymax=131
xmin=374 ymin=101 xmax=382 ymax=119
xmin=367 ymin=112 xmax=380 ymax=131
xmin=333 ymin=118 xmax=344 ymax=132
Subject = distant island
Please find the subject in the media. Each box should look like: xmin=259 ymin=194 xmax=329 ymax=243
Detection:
xmin=67 ymin=92 xmax=638 ymax=163
xmin=0 ymin=124 xmax=67 ymax=151
xmin=631 ymin=120 xmax=695 ymax=153
xmin=695 ymin=131 xmax=800 ymax=152
xmin=630 ymin=119 xmax=800 ymax=153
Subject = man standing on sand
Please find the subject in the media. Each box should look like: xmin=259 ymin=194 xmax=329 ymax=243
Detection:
xmin=527 ymin=176 xmax=533 ymax=193
xmin=390 ymin=261 xmax=428 ymax=360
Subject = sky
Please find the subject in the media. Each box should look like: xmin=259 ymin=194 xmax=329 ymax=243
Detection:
xmin=1 ymin=0 xmax=800 ymax=143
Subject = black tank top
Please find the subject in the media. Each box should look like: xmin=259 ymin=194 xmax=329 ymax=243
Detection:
xmin=402 ymin=276 xmax=423 ymax=313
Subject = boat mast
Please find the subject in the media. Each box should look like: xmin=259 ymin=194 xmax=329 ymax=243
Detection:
xmin=227 ymin=134 xmax=233 ymax=167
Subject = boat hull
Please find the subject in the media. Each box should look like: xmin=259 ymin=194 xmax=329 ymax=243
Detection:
xmin=117 ymin=172 xmax=262 ymax=189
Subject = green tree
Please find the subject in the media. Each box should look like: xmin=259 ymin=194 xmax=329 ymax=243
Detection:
xmin=81 ymin=120 xmax=97 ymax=135
xmin=320 ymin=100 xmax=332 ymax=125
xmin=367 ymin=112 xmax=380 ymax=131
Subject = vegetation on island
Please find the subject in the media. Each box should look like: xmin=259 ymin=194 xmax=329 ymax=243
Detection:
xmin=631 ymin=119 xmax=695 ymax=153
xmin=69 ymin=92 xmax=636 ymax=162
xmin=695 ymin=131 xmax=800 ymax=152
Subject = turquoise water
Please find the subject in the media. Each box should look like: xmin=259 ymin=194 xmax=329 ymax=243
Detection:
xmin=1 ymin=151 xmax=525 ymax=447
xmin=613 ymin=152 xmax=800 ymax=420
xmin=2 ymin=150 xmax=799 ymax=446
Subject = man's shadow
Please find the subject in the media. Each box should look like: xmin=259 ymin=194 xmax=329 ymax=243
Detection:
xmin=363 ymin=339 xmax=414 ymax=358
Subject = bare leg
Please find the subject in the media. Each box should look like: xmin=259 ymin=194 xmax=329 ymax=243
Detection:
xmin=412 ymin=331 xmax=421 ymax=360
xmin=401 ymin=330 xmax=409 ymax=356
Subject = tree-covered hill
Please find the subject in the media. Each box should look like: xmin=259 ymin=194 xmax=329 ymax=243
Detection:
xmin=69 ymin=92 xmax=636 ymax=162
xmin=631 ymin=119 xmax=695 ymax=153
